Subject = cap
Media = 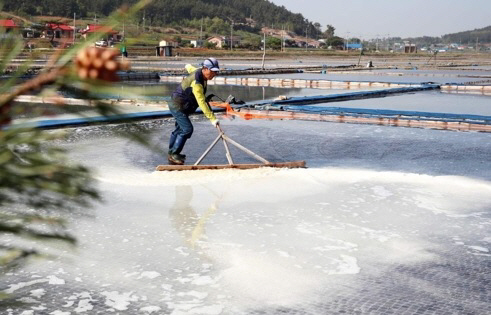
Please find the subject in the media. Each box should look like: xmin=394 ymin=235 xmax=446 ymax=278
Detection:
xmin=203 ymin=58 xmax=220 ymax=72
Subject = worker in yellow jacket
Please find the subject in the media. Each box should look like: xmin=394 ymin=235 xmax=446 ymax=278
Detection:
xmin=168 ymin=58 xmax=220 ymax=165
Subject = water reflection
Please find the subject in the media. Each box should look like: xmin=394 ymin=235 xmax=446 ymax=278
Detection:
xmin=208 ymin=84 xmax=305 ymax=103
xmin=61 ymin=79 xmax=350 ymax=104
xmin=169 ymin=186 xmax=219 ymax=250
xmin=16 ymin=82 xmax=316 ymax=120
xmin=91 ymin=81 xmax=310 ymax=102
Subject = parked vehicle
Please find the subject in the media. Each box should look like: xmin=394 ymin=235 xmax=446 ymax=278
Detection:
xmin=95 ymin=40 xmax=108 ymax=47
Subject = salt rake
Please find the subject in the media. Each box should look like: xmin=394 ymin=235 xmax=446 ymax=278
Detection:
xmin=156 ymin=126 xmax=306 ymax=171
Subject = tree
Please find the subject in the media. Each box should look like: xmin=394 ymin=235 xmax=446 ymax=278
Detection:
xmin=313 ymin=22 xmax=322 ymax=39
xmin=208 ymin=17 xmax=229 ymax=35
xmin=266 ymin=36 xmax=281 ymax=50
xmin=173 ymin=35 xmax=182 ymax=45
xmin=326 ymin=36 xmax=344 ymax=49
xmin=2 ymin=0 xmax=327 ymax=38
xmin=324 ymin=24 xmax=335 ymax=39
xmin=0 ymin=0 xmax=155 ymax=292
xmin=239 ymin=36 xmax=261 ymax=50
xmin=237 ymin=31 xmax=261 ymax=50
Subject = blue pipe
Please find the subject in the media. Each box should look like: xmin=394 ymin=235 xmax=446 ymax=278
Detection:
xmin=279 ymin=105 xmax=491 ymax=124
xmin=269 ymin=85 xmax=440 ymax=106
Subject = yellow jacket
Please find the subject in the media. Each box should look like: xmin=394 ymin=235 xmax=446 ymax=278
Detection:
xmin=172 ymin=64 xmax=216 ymax=124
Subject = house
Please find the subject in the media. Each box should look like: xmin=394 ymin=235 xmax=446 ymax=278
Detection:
xmin=226 ymin=36 xmax=241 ymax=48
xmin=295 ymin=40 xmax=306 ymax=48
xmin=42 ymin=23 xmax=74 ymax=43
xmin=0 ymin=19 xmax=19 ymax=33
xmin=404 ymin=41 xmax=417 ymax=53
xmin=307 ymin=40 xmax=322 ymax=48
xmin=245 ymin=18 xmax=256 ymax=28
xmin=156 ymin=46 xmax=173 ymax=56
xmin=80 ymin=24 xmax=122 ymax=42
xmin=159 ymin=40 xmax=179 ymax=48
xmin=156 ymin=40 xmax=176 ymax=56
xmin=207 ymin=36 xmax=224 ymax=48
xmin=261 ymin=27 xmax=291 ymax=38
xmin=190 ymin=39 xmax=204 ymax=48
xmin=207 ymin=36 xmax=241 ymax=49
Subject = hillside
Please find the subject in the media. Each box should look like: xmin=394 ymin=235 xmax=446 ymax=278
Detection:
xmin=402 ymin=25 xmax=491 ymax=46
xmin=442 ymin=25 xmax=491 ymax=44
xmin=0 ymin=0 xmax=320 ymax=37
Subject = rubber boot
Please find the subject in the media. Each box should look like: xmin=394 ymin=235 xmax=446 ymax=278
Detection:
xmin=168 ymin=135 xmax=188 ymax=165
xmin=168 ymin=130 xmax=186 ymax=159
xmin=168 ymin=150 xmax=186 ymax=160
xmin=168 ymin=153 xmax=185 ymax=165
xmin=168 ymin=129 xmax=178 ymax=151
xmin=170 ymin=135 xmax=188 ymax=155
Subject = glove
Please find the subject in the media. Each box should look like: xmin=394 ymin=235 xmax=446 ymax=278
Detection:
xmin=205 ymin=94 xmax=215 ymax=103
xmin=212 ymin=120 xmax=219 ymax=128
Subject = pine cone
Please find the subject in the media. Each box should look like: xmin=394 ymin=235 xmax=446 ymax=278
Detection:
xmin=75 ymin=47 xmax=130 ymax=82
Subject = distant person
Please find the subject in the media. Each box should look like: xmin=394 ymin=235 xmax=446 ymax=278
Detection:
xmin=120 ymin=44 xmax=128 ymax=57
xmin=167 ymin=58 xmax=220 ymax=165
xmin=366 ymin=60 xmax=373 ymax=68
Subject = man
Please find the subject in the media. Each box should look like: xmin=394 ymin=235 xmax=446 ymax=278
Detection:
xmin=168 ymin=58 xmax=220 ymax=165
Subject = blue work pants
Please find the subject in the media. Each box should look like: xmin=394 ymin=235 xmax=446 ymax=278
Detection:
xmin=168 ymin=102 xmax=194 ymax=154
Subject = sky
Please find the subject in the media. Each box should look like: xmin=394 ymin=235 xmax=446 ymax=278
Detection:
xmin=269 ymin=0 xmax=491 ymax=39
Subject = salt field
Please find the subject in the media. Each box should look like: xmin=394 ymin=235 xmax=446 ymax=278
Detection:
xmin=302 ymin=90 xmax=491 ymax=116
xmin=254 ymin=72 xmax=486 ymax=85
xmin=2 ymin=57 xmax=491 ymax=314
xmin=2 ymin=117 xmax=491 ymax=314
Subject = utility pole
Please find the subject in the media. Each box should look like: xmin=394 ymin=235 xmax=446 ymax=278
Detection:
xmin=305 ymin=25 xmax=308 ymax=52
xmin=261 ymin=32 xmax=266 ymax=69
xmin=73 ymin=13 xmax=76 ymax=44
xmin=357 ymin=47 xmax=363 ymax=66
xmin=230 ymin=20 xmax=233 ymax=51
xmin=346 ymin=31 xmax=350 ymax=51
xmin=226 ymin=17 xmax=234 ymax=51
xmin=200 ymin=17 xmax=203 ymax=41
xmin=282 ymin=25 xmax=285 ymax=52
